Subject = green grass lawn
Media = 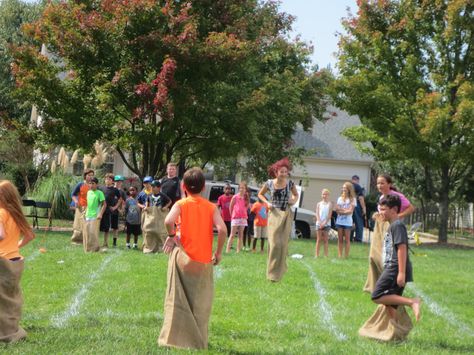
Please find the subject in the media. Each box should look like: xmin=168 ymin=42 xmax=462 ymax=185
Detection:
xmin=1 ymin=232 xmax=473 ymax=354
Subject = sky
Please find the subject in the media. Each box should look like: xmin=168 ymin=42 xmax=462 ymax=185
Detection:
xmin=279 ymin=0 xmax=358 ymax=70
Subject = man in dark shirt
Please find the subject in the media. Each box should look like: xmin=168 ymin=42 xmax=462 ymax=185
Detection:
xmin=351 ymin=175 xmax=367 ymax=242
xmin=160 ymin=163 xmax=182 ymax=207
xmin=371 ymin=195 xmax=421 ymax=322
xmin=100 ymin=173 xmax=122 ymax=249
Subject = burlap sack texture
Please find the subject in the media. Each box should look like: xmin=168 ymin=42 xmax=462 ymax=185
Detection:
xmin=71 ymin=207 xmax=85 ymax=244
xmin=82 ymin=218 xmax=100 ymax=252
xmin=360 ymin=218 xmax=413 ymax=342
xmin=266 ymin=208 xmax=293 ymax=282
xmin=141 ymin=207 xmax=168 ymax=254
xmin=0 ymin=258 xmax=27 ymax=343
xmin=158 ymin=247 xmax=213 ymax=350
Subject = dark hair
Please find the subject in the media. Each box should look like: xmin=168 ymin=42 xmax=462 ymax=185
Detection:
xmin=83 ymin=169 xmax=94 ymax=179
xmin=378 ymin=173 xmax=398 ymax=191
xmin=91 ymin=177 xmax=99 ymax=184
xmin=183 ymin=167 xmax=205 ymax=194
xmin=379 ymin=194 xmax=401 ymax=213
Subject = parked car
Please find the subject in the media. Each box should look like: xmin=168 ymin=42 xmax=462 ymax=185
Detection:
xmin=202 ymin=181 xmax=316 ymax=239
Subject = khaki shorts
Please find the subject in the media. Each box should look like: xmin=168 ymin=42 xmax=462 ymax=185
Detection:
xmin=254 ymin=225 xmax=267 ymax=239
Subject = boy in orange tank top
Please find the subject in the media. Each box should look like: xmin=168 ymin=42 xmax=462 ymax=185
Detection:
xmin=158 ymin=167 xmax=226 ymax=350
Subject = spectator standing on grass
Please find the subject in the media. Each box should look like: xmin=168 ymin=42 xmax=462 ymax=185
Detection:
xmin=350 ymin=175 xmax=367 ymax=243
xmin=159 ymin=167 xmax=226 ymax=350
xmin=112 ymin=175 xmax=127 ymax=245
xmin=258 ymin=158 xmax=299 ymax=282
xmin=100 ymin=173 xmax=122 ymax=249
xmin=70 ymin=169 xmax=95 ymax=244
xmin=315 ymin=189 xmax=333 ymax=258
xmin=217 ymin=183 xmax=233 ymax=237
xmin=243 ymin=189 xmax=254 ymax=251
xmin=124 ymin=186 xmax=141 ymax=249
xmin=250 ymin=197 xmax=268 ymax=253
xmin=335 ymin=182 xmax=357 ymax=258
xmin=0 ymin=180 xmax=35 ymax=343
xmin=160 ymin=163 xmax=182 ymax=207
xmin=226 ymin=182 xmax=249 ymax=253
xmin=83 ymin=177 xmax=106 ymax=253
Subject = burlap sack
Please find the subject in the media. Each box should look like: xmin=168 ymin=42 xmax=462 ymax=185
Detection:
xmin=82 ymin=219 xmax=100 ymax=253
xmin=142 ymin=207 xmax=168 ymax=254
xmin=71 ymin=207 xmax=85 ymax=244
xmin=0 ymin=258 xmax=27 ymax=343
xmin=266 ymin=208 xmax=293 ymax=282
xmin=359 ymin=304 xmax=413 ymax=341
xmin=363 ymin=219 xmax=390 ymax=293
xmin=158 ymin=247 xmax=213 ymax=350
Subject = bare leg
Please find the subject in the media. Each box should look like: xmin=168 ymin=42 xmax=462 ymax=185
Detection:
xmin=322 ymin=231 xmax=329 ymax=257
xmin=315 ymin=229 xmax=322 ymax=257
xmin=236 ymin=226 xmax=243 ymax=252
xmin=226 ymin=225 xmax=238 ymax=253
xmin=344 ymin=229 xmax=351 ymax=258
xmin=103 ymin=232 xmax=109 ymax=248
xmin=374 ymin=296 xmax=422 ymax=322
xmin=261 ymin=238 xmax=265 ymax=252
xmin=337 ymin=228 xmax=343 ymax=258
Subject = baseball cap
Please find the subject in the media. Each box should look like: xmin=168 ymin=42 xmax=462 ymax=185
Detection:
xmin=143 ymin=176 xmax=153 ymax=183
xmin=114 ymin=175 xmax=125 ymax=182
xmin=151 ymin=180 xmax=161 ymax=187
xmin=352 ymin=175 xmax=360 ymax=180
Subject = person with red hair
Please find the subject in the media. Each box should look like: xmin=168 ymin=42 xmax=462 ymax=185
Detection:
xmin=257 ymin=158 xmax=298 ymax=282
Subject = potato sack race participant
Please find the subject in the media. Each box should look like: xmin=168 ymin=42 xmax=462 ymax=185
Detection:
xmin=82 ymin=177 xmax=106 ymax=253
xmin=364 ymin=174 xmax=415 ymax=293
xmin=258 ymin=158 xmax=299 ymax=282
xmin=359 ymin=195 xmax=421 ymax=342
xmin=142 ymin=180 xmax=171 ymax=254
xmin=158 ymin=167 xmax=226 ymax=350
xmin=0 ymin=180 xmax=35 ymax=343
xmin=70 ymin=169 xmax=95 ymax=244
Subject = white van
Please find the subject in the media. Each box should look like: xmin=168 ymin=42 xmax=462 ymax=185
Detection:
xmin=202 ymin=181 xmax=316 ymax=239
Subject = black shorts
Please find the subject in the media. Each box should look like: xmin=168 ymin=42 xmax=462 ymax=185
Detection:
xmin=99 ymin=211 xmax=111 ymax=232
xmin=111 ymin=213 xmax=119 ymax=230
xmin=371 ymin=266 xmax=405 ymax=300
xmin=126 ymin=223 xmax=141 ymax=236
xmin=224 ymin=221 xmax=231 ymax=237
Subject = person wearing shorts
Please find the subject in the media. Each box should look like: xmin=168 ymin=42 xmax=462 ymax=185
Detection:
xmin=315 ymin=189 xmax=333 ymax=257
xmin=226 ymin=182 xmax=248 ymax=253
xmin=371 ymin=195 xmax=421 ymax=322
xmin=251 ymin=198 xmax=268 ymax=253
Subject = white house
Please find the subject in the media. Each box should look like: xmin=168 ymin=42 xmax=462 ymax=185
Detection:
xmin=290 ymin=106 xmax=374 ymax=210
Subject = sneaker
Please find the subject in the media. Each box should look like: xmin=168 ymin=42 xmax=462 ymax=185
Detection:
xmin=126 ymin=243 xmax=131 ymax=249
xmin=132 ymin=244 xmax=138 ymax=250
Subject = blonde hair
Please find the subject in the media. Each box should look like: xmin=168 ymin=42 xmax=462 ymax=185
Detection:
xmin=0 ymin=180 xmax=32 ymax=238
xmin=341 ymin=182 xmax=355 ymax=201
xmin=321 ymin=188 xmax=330 ymax=194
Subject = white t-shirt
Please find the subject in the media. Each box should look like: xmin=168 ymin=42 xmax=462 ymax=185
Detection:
xmin=335 ymin=197 xmax=356 ymax=227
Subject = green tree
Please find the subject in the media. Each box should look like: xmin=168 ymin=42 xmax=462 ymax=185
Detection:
xmin=12 ymin=0 xmax=329 ymax=180
xmin=334 ymin=0 xmax=474 ymax=243
xmin=0 ymin=0 xmax=42 ymax=124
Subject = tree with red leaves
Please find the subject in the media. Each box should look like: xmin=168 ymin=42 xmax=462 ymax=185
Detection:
xmin=13 ymin=0 xmax=330 ymax=179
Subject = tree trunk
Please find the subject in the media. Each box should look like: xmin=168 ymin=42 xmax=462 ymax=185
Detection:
xmin=438 ymin=175 xmax=450 ymax=243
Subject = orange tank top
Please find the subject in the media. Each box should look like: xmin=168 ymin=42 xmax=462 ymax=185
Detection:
xmin=0 ymin=208 xmax=21 ymax=260
xmin=177 ymin=195 xmax=215 ymax=263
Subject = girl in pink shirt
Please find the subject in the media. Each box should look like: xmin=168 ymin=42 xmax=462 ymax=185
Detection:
xmin=376 ymin=174 xmax=415 ymax=219
xmin=226 ymin=182 xmax=248 ymax=253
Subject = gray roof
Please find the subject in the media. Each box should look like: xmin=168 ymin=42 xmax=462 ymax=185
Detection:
xmin=292 ymin=106 xmax=373 ymax=162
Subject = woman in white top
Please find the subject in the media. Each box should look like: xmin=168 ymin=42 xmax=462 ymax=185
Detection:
xmin=315 ymin=189 xmax=333 ymax=257
xmin=335 ymin=182 xmax=357 ymax=258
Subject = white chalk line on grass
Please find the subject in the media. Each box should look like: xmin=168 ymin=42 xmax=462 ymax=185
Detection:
xmin=407 ymin=283 xmax=474 ymax=336
xmin=50 ymin=253 xmax=118 ymax=328
xmin=214 ymin=265 xmax=224 ymax=280
xmin=302 ymin=261 xmax=348 ymax=341
xmin=25 ymin=250 xmax=40 ymax=262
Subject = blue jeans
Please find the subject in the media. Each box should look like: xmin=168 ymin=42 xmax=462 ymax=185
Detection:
xmin=351 ymin=207 xmax=364 ymax=242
